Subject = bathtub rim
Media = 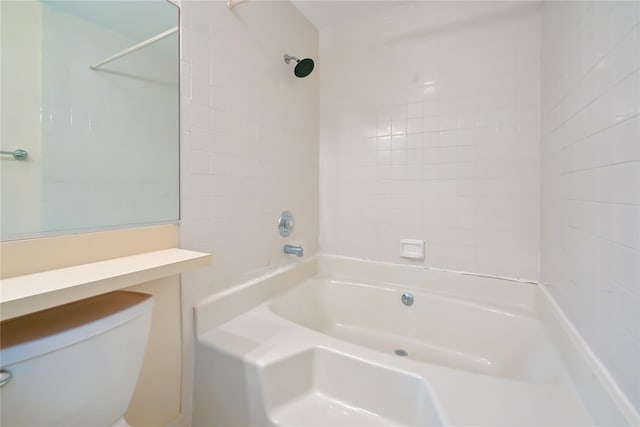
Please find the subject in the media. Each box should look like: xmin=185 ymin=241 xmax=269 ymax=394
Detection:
xmin=195 ymin=254 xmax=540 ymax=334
xmin=537 ymin=282 xmax=640 ymax=426
xmin=194 ymin=255 xmax=319 ymax=336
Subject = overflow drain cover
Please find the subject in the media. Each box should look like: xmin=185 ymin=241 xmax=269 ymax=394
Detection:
xmin=394 ymin=349 xmax=408 ymax=357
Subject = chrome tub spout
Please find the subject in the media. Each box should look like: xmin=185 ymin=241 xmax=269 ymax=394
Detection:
xmin=283 ymin=244 xmax=303 ymax=257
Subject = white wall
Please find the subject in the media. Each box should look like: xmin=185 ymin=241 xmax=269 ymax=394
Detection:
xmin=540 ymin=1 xmax=640 ymax=412
xmin=179 ymin=1 xmax=319 ymax=294
xmin=319 ymin=2 xmax=541 ymax=281
xmin=177 ymin=0 xmax=319 ymax=423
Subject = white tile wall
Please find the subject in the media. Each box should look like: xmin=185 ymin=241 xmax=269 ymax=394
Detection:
xmin=177 ymin=0 xmax=318 ymax=422
xmin=540 ymin=1 xmax=640 ymax=412
xmin=179 ymin=0 xmax=318 ymax=296
xmin=319 ymin=1 xmax=541 ymax=280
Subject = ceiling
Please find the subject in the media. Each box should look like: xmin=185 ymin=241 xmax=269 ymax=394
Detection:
xmin=290 ymin=0 xmax=414 ymax=30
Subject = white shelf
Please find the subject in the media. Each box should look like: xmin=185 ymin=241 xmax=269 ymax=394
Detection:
xmin=0 ymin=248 xmax=211 ymax=321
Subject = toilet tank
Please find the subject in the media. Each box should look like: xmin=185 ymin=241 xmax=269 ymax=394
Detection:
xmin=0 ymin=291 xmax=154 ymax=427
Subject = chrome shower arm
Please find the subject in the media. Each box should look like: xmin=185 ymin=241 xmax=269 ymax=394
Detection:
xmin=284 ymin=54 xmax=299 ymax=64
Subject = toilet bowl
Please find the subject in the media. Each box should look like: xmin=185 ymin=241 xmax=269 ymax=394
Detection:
xmin=0 ymin=291 xmax=154 ymax=427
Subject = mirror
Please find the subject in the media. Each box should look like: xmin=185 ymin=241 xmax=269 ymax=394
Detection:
xmin=1 ymin=0 xmax=180 ymax=241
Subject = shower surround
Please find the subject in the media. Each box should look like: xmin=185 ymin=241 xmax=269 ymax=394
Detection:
xmin=178 ymin=0 xmax=639 ymax=423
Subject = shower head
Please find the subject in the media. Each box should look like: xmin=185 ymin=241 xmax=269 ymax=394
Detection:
xmin=284 ymin=53 xmax=314 ymax=78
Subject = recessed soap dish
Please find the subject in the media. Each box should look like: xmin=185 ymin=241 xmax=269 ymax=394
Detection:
xmin=400 ymin=239 xmax=425 ymax=260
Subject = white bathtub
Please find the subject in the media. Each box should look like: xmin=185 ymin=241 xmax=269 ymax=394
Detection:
xmin=269 ymin=278 xmax=560 ymax=384
xmin=193 ymin=256 xmax=636 ymax=426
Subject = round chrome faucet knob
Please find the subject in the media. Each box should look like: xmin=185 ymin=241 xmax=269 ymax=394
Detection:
xmin=278 ymin=211 xmax=294 ymax=237
xmin=401 ymin=292 xmax=414 ymax=306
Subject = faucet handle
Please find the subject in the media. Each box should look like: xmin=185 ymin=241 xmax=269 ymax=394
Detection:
xmin=278 ymin=211 xmax=295 ymax=237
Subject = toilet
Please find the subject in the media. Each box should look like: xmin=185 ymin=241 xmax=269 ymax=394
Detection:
xmin=0 ymin=291 xmax=154 ymax=427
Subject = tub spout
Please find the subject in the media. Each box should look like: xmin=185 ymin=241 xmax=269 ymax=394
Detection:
xmin=283 ymin=244 xmax=303 ymax=257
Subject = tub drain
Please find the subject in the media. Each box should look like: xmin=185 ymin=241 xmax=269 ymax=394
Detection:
xmin=394 ymin=349 xmax=408 ymax=357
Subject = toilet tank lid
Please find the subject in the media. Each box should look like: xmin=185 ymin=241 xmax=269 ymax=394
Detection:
xmin=1 ymin=291 xmax=153 ymax=366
